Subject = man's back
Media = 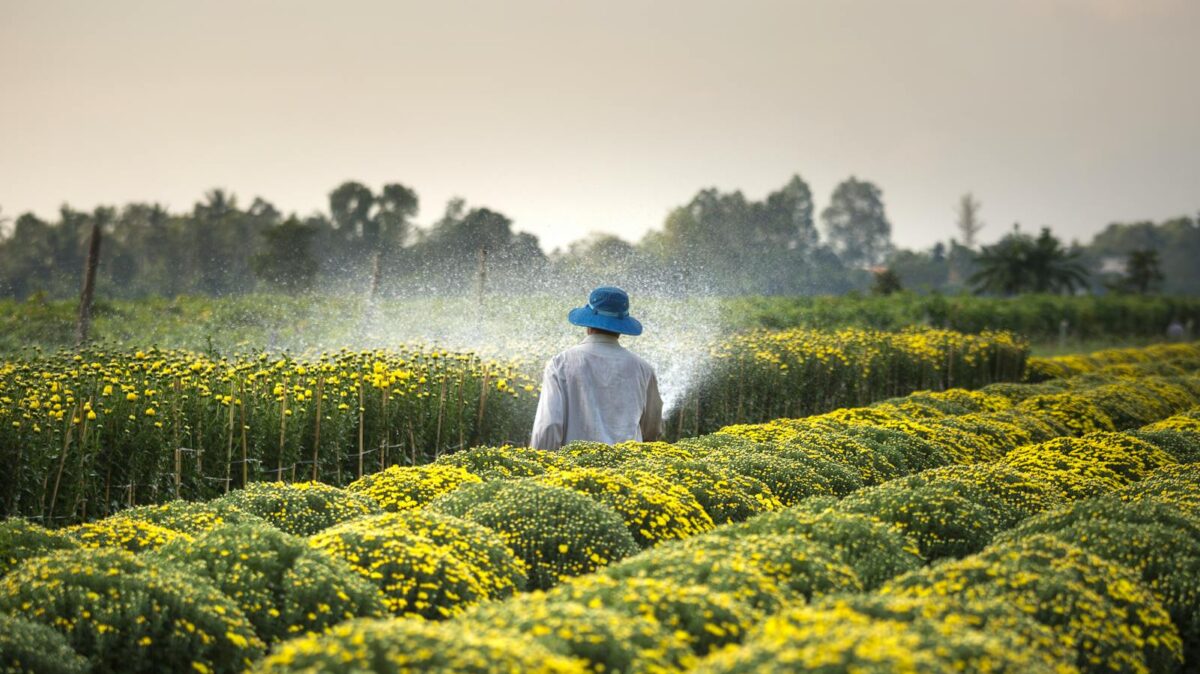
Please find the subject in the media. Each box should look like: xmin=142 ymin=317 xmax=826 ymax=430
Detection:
xmin=530 ymin=333 xmax=663 ymax=451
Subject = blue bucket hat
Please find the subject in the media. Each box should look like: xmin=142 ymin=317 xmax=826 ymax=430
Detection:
xmin=568 ymin=286 xmax=643 ymax=336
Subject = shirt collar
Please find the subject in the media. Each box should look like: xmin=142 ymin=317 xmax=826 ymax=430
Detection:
xmin=583 ymin=333 xmax=621 ymax=345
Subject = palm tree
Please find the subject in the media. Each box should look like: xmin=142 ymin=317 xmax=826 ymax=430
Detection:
xmin=1123 ymin=249 xmax=1164 ymax=294
xmin=970 ymin=225 xmax=1088 ymax=296
xmin=1027 ymin=227 xmax=1089 ymax=293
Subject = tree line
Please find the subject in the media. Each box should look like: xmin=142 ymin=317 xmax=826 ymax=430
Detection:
xmin=0 ymin=176 xmax=1196 ymax=299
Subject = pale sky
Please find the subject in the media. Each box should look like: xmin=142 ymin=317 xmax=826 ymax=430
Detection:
xmin=2 ymin=0 xmax=1197 ymax=252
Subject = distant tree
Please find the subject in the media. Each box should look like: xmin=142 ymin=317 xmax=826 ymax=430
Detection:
xmin=871 ymin=267 xmax=903 ymax=295
xmin=821 ymin=177 xmax=892 ymax=268
xmin=254 ymin=217 xmax=319 ymax=291
xmin=956 ymin=193 xmax=984 ymax=249
xmin=888 ymin=245 xmax=949 ymax=292
xmin=970 ymin=225 xmax=1088 ymax=295
xmin=760 ymin=174 xmax=818 ymax=249
xmin=1121 ymin=249 xmax=1164 ymax=294
xmin=375 ymin=183 xmax=419 ymax=250
xmin=328 ymin=181 xmax=375 ymax=241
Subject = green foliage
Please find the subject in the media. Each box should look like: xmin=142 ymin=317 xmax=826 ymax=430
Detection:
xmin=995 ymin=496 xmax=1200 ymax=666
xmin=434 ymin=445 xmax=566 ymax=480
xmin=559 ymin=440 xmax=696 ymax=468
xmin=0 ymin=613 xmax=88 ymax=674
xmin=711 ymin=505 xmax=922 ymax=589
xmin=0 ymin=518 xmax=77 ymax=577
xmin=346 ymin=463 xmax=482 ymax=512
xmin=971 ymin=227 xmax=1089 ymax=295
xmin=105 ymin=499 xmax=267 ymax=535
xmin=695 ymin=594 xmax=1076 ymax=674
xmin=1127 ymin=429 xmax=1200 ymax=463
xmin=212 ymin=481 xmax=380 ymax=536
xmin=431 ymin=480 xmax=638 ymax=590
xmin=152 ymin=521 xmax=386 ymax=644
xmin=459 ymin=594 xmax=695 ymax=674
xmin=545 ymin=576 xmax=757 ymax=655
xmin=604 ymin=534 xmax=861 ymax=613
xmin=883 ymin=535 xmax=1183 ymax=674
xmin=822 ymin=176 xmax=893 ymax=268
xmin=535 ymin=468 xmax=714 ymax=548
xmin=65 ymin=516 xmax=188 ymax=553
xmin=252 ymin=617 xmax=587 ymax=674
xmin=310 ymin=511 xmax=525 ymax=618
xmin=620 ymin=455 xmax=783 ymax=525
xmin=705 ymin=448 xmax=834 ymax=506
xmin=0 ymin=548 xmax=264 ymax=674
xmin=1122 ymin=462 xmax=1200 ymax=516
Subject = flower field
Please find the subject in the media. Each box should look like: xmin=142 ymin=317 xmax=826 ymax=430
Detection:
xmin=0 ymin=328 xmax=1027 ymax=524
xmin=0 ymin=340 xmax=1198 ymax=672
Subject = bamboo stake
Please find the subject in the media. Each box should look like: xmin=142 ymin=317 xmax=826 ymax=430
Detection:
xmin=357 ymin=379 xmax=365 ymax=479
xmin=277 ymin=389 xmax=288 ymax=482
xmin=312 ymin=376 xmax=323 ymax=482
xmin=225 ymin=381 xmax=235 ymax=493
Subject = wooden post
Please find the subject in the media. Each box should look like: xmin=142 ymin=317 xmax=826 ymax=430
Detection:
xmin=75 ymin=222 xmax=102 ymax=347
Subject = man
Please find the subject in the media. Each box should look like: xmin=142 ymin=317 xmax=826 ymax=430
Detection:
xmin=530 ymin=286 xmax=663 ymax=451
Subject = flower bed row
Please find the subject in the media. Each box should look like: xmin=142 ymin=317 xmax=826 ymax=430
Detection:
xmin=0 ymin=349 xmax=1196 ymax=673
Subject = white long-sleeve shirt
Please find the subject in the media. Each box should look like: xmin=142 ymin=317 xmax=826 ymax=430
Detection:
xmin=530 ymin=333 xmax=663 ymax=451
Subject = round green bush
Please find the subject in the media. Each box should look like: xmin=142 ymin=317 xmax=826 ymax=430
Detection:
xmin=750 ymin=444 xmax=865 ymax=496
xmin=705 ymin=448 xmax=833 ymax=506
xmin=427 ymin=478 xmax=510 ymax=516
xmin=808 ymin=594 xmax=1078 ymax=671
xmin=459 ymin=594 xmax=695 ymax=673
xmin=995 ymin=495 xmax=1200 ymax=666
xmin=1017 ymin=393 xmax=1116 ymax=436
xmin=545 ymin=576 xmax=757 ymax=655
xmin=1122 ymin=462 xmax=1200 ymax=515
xmin=106 ymin=499 xmax=268 ymax=535
xmin=1127 ymin=429 xmax=1200 ymax=463
xmin=0 ymin=519 xmax=77 ymax=577
xmin=835 ymin=424 xmax=954 ymax=475
xmin=346 ymin=463 xmax=482 ymax=512
xmin=604 ymin=533 xmax=861 ymax=614
xmin=1003 ymin=442 xmax=1127 ymax=500
xmin=310 ymin=510 xmax=525 ymax=618
xmin=694 ymin=594 xmax=1074 ymax=674
xmin=0 ymin=547 xmax=264 ymax=674
xmin=712 ymin=505 xmax=922 ymax=589
xmin=1078 ymin=383 xmax=1179 ymax=430
xmin=431 ymin=480 xmax=638 ymax=590
xmin=211 ymin=481 xmax=381 ymax=536
xmin=931 ymin=414 xmax=1034 ymax=454
xmin=560 ymin=440 xmax=697 ymax=468
xmin=781 ymin=428 xmax=901 ymax=486
xmin=152 ymin=521 xmax=386 ymax=644
xmin=434 ymin=445 xmax=566 ymax=480
xmin=65 ymin=517 xmax=189 ymax=553
xmin=1047 ymin=433 xmax=1178 ymax=482
xmin=677 ymin=432 xmax=865 ymax=495
xmin=536 ymin=467 xmax=714 ymax=548
xmin=0 ymin=613 xmax=88 ymax=674
xmin=906 ymin=463 xmax=1068 ymax=526
xmin=621 ymin=456 xmax=783 ymax=525
xmin=883 ymin=534 xmax=1183 ymax=674
xmin=253 ymin=617 xmax=587 ymax=674
xmin=838 ymin=477 xmax=1008 ymax=561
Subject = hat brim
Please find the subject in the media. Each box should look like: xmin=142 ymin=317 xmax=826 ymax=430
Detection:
xmin=568 ymin=307 xmax=643 ymax=336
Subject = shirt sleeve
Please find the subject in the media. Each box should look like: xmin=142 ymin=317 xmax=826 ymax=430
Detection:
xmin=640 ymin=371 xmax=664 ymax=442
xmin=530 ymin=359 xmax=566 ymax=451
